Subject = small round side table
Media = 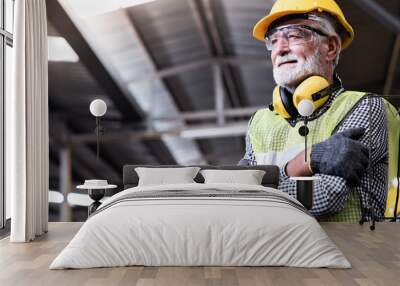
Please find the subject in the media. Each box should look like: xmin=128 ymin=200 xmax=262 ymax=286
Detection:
xmin=77 ymin=183 xmax=117 ymax=216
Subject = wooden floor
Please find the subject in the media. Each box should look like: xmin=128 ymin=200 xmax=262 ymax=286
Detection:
xmin=0 ymin=222 xmax=399 ymax=286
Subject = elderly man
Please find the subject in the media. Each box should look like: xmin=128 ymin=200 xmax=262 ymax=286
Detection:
xmin=239 ymin=0 xmax=389 ymax=222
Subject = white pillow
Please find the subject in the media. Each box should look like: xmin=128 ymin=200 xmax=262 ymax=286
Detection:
xmin=200 ymin=169 xmax=266 ymax=185
xmin=135 ymin=167 xmax=201 ymax=186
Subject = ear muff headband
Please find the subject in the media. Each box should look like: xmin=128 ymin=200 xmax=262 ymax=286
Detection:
xmin=271 ymin=75 xmax=338 ymax=119
xmin=280 ymin=86 xmax=299 ymax=119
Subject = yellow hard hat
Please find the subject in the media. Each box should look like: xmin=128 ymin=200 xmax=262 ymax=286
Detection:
xmin=253 ymin=0 xmax=354 ymax=50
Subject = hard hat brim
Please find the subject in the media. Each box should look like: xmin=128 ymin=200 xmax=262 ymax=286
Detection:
xmin=253 ymin=9 xmax=354 ymax=50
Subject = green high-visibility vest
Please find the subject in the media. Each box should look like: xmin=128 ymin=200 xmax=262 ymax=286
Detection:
xmin=249 ymin=91 xmax=400 ymax=220
xmin=385 ymin=101 xmax=400 ymax=218
xmin=249 ymin=91 xmax=367 ymax=166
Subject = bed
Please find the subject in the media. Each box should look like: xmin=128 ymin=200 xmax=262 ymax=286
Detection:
xmin=50 ymin=165 xmax=350 ymax=269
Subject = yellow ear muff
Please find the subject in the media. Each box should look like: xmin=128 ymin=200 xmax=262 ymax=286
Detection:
xmin=272 ymin=85 xmax=292 ymax=119
xmin=271 ymin=76 xmax=334 ymax=119
xmin=293 ymin=76 xmax=330 ymax=111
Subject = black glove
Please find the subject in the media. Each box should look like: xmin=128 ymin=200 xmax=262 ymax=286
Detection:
xmin=310 ymin=127 xmax=369 ymax=187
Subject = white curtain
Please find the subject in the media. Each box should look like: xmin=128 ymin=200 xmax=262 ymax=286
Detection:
xmin=7 ymin=0 xmax=49 ymax=242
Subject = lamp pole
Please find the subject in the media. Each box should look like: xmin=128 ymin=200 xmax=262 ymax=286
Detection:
xmin=96 ymin=116 xmax=100 ymax=161
xmin=90 ymin=99 xmax=107 ymax=162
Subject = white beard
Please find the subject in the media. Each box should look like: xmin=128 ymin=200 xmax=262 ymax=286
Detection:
xmin=273 ymin=48 xmax=326 ymax=90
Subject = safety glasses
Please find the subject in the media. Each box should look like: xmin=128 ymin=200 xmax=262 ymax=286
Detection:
xmin=265 ymin=24 xmax=329 ymax=51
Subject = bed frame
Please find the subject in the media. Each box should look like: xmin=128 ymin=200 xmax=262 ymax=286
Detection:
xmin=123 ymin=165 xmax=280 ymax=190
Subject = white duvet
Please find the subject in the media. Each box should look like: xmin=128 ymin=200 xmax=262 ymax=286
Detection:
xmin=50 ymin=183 xmax=351 ymax=269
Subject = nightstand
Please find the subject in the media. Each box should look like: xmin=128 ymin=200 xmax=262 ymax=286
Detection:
xmin=77 ymin=180 xmax=117 ymax=216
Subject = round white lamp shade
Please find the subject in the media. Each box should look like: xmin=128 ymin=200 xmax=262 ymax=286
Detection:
xmin=90 ymin=99 xmax=107 ymax=117
xmin=297 ymin=99 xmax=315 ymax=117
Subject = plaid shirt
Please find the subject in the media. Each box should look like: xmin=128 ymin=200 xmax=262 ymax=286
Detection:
xmin=240 ymin=89 xmax=388 ymax=221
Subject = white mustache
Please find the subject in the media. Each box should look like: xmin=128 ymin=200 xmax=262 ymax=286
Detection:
xmin=275 ymin=54 xmax=300 ymax=67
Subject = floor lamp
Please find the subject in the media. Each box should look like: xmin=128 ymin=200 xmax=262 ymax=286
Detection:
xmin=89 ymin=99 xmax=107 ymax=161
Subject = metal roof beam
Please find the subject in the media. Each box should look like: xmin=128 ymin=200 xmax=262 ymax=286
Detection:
xmin=68 ymin=121 xmax=252 ymax=144
xmin=66 ymin=104 xmax=261 ymax=145
xmin=46 ymin=0 xmax=144 ymax=122
xmin=351 ymin=0 xmax=400 ymax=33
xmin=214 ymin=64 xmax=225 ymax=125
xmin=58 ymin=6 xmax=206 ymax=165
xmin=190 ymin=0 xmax=246 ymax=107
xmin=124 ymin=56 xmax=270 ymax=84
xmin=155 ymin=106 xmax=262 ymax=121
xmin=384 ymin=35 xmax=400 ymax=95
xmin=121 ymin=10 xmax=206 ymax=165
xmin=350 ymin=1 xmax=400 ymax=95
